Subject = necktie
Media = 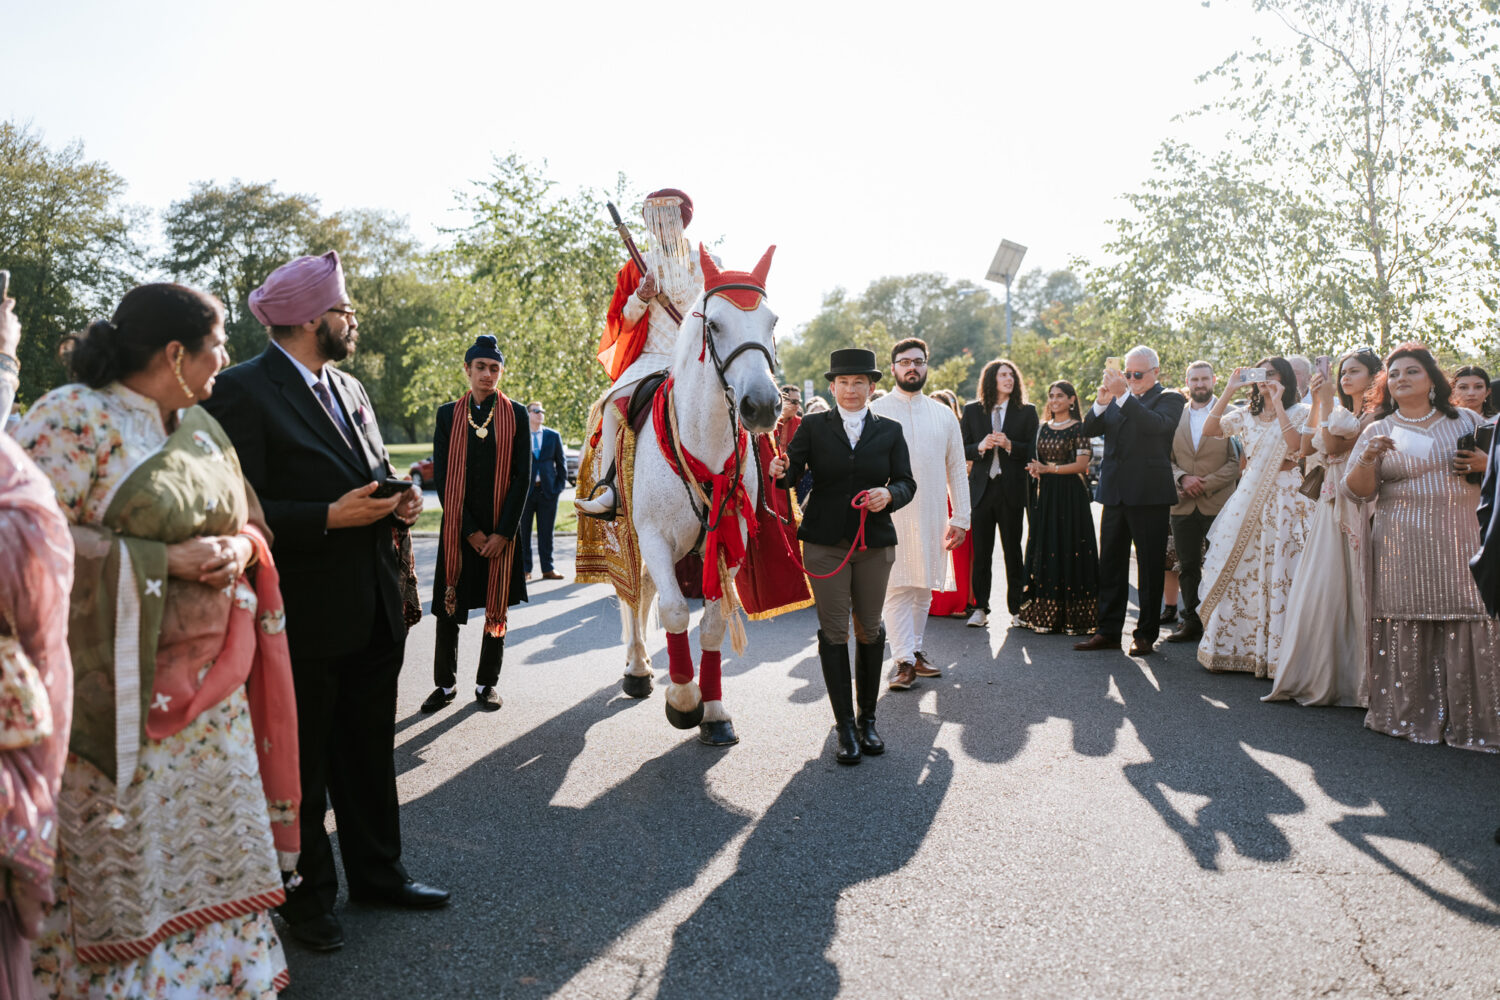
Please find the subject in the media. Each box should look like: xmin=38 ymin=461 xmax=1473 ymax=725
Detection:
xmin=312 ymin=380 xmax=354 ymax=447
xmin=990 ymin=405 xmax=1005 ymax=478
xmin=533 ymin=431 xmax=541 ymax=458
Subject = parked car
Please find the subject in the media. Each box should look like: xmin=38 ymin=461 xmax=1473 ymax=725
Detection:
xmin=410 ymin=455 xmax=434 ymax=491
xmin=564 ymin=445 xmax=580 ymax=486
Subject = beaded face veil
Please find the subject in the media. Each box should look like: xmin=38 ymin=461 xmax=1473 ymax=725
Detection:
xmin=643 ymin=195 xmax=695 ymax=311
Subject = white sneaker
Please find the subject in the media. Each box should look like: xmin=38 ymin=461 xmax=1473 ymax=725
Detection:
xmin=966 ymin=609 xmax=989 ymax=628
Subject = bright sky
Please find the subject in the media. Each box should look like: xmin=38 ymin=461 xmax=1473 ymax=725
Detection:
xmin=6 ymin=0 xmax=1270 ymax=334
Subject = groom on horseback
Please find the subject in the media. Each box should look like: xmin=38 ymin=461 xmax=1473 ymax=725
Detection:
xmin=575 ymin=188 xmax=703 ymax=518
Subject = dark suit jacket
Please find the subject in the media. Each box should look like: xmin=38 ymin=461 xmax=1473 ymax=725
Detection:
xmin=960 ymin=400 xmax=1038 ymax=506
xmin=1081 ymin=383 xmax=1186 ymax=507
xmin=777 ymin=409 xmax=916 ymax=548
xmin=202 ymin=344 xmax=405 ymax=659
xmin=529 ymin=426 xmax=568 ymax=499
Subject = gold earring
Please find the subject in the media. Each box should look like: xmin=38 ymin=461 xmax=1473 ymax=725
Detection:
xmin=173 ymin=352 xmax=195 ymax=401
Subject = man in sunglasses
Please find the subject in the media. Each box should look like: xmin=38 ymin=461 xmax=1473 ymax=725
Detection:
xmin=521 ymin=401 xmax=568 ymax=581
xmin=1075 ymin=345 xmax=1185 ymax=657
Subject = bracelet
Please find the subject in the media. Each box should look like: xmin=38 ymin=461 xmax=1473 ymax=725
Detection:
xmin=0 ymin=353 xmax=17 ymax=377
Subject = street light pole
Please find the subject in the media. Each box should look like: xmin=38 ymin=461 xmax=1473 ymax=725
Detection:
xmin=1004 ymin=274 xmax=1013 ymax=352
xmin=985 ymin=239 xmax=1027 ymax=355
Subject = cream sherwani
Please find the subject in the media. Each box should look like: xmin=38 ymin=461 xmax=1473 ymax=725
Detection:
xmin=871 ymin=389 xmax=972 ymax=663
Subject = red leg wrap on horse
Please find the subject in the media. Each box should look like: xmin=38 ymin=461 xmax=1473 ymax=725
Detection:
xmin=699 ymin=650 xmax=722 ymax=702
xmin=666 ymin=631 xmax=694 ymax=684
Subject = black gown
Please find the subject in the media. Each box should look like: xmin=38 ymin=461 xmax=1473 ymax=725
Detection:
xmin=1016 ymin=422 xmax=1100 ymax=635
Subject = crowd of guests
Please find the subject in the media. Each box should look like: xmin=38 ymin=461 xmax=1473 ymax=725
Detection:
xmin=770 ymin=339 xmax=1499 ymax=764
xmin=1 ymin=245 xmax=1498 ymax=993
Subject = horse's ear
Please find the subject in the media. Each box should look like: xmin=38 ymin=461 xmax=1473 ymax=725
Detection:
xmin=751 ymin=245 xmax=776 ymax=287
xmin=699 ymin=243 xmax=721 ymax=288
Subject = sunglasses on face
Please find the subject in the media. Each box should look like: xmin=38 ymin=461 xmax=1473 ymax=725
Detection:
xmin=1124 ymin=369 xmax=1154 ymax=380
xmin=528 ymin=409 xmax=544 ymax=414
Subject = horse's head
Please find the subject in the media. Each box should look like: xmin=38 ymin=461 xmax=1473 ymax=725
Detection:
xmin=676 ymin=245 xmax=783 ymax=434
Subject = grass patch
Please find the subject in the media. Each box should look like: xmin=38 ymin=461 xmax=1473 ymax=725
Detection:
xmin=387 ymin=442 xmax=430 ymax=465
xmin=412 ymin=503 xmax=578 ymax=535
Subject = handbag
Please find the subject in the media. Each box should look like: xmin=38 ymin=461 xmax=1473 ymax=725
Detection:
xmin=1297 ymin=463 xmax=1327 ymax=501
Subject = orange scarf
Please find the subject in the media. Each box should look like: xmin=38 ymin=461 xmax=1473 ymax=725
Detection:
xmin=441 ymin=391 xmax=517 ymax=636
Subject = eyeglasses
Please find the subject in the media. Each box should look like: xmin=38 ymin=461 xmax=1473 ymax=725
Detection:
xmin=1124 ymin=369 xmax=1155 ymax=380
xmin=327 ymin=306 xmax=356 ymax=319
xmin=528 ymin=408 xmax=544 ymax=414
xmin=893 ymin=359 xmax=928 ymax=370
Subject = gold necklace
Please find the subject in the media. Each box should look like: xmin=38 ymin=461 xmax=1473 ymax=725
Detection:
xmin=466 ymin=395 xmax=496 ymax=439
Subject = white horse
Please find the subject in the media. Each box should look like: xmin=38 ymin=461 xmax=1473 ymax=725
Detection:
xmin=617 ymin=246 xmax=782 ymax=746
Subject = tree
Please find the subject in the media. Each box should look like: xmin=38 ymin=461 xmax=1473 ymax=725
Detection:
xmin=405 ymin=156 xmax=623 ymax=444
xmin=1195 ymin=0 xmax=1500 ymax=352
xmin=781 ymin=274 xmax=1011 ymax=404
xmin=0 ymin=121 xmax=142 ymax=404
xmin=327 ymin=209 xmax=442 ymax=441
xmin=160 ymin=179 xmax=345 ymax=363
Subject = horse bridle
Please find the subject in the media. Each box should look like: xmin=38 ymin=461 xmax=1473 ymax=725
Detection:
xmin=675 ymin=284 xmax=778 ymax=541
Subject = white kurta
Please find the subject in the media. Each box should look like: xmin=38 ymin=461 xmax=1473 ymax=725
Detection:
xmin=612 ymin=247 xmax=703 ymax=392
xmin=870 ymin=390 xmax=972 ymax=589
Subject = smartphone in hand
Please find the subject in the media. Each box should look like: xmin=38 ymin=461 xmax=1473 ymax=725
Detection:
xmin=1242 ymin=368 xmax=1268 ymax=383
xmin=1315 ymin=355 xmax=1331 ymax=382
xmin=1104 ymin=357 xmax=1122 ymax=373
xmin=370 ymin=477 xmax=412 ymax=499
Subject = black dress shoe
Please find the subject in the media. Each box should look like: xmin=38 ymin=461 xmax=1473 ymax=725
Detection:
xmin=1073 ymin=633 xmax=1120 ymax=652
xmin=420 ymin=687 xmax=455 ymax=713
xmin=350 ymin=880 xmax=451 ymax=909
xmin=475 ymin=686 xmax=502 ymax=712
xmin=283 ymin=911 xmax=344 ymax=952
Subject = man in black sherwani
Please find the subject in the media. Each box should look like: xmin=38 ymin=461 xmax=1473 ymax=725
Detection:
xmin=420 ymin=335 xmax=531 ymax=713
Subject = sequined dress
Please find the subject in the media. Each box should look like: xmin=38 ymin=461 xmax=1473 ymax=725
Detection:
xmin=1016 ymin=422 xmax=1099 ymax=635
xmin=1342 ymin=410 xmax=1500 ymax=751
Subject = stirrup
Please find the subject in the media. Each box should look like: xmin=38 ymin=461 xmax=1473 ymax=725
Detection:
xmin=574 ymin=465 xmax=619 ymax=522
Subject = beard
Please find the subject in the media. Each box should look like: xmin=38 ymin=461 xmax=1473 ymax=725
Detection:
xmin=316 ymin=317 xmax=354 ymax=363
xmin=897 ymin=369 xmax=928 ymax=393
xmin=1190 ymin=386 xmax=1213 ymax=404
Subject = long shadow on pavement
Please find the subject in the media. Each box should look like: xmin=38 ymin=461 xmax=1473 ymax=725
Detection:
xmin=936 ymin=623 xmax=1500 ymax=921
xmin=656 ymin=699 xmax=953 ymax=1000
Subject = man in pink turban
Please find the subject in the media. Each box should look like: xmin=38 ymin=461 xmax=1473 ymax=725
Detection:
xmin=203 ymin=252 xmax=447 ymax=953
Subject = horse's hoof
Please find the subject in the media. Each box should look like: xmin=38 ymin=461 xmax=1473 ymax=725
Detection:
xmin=698 ymin=719 xmax=739 ymax=747
xmin=621 ymin=672 xmax=653 ymax=699
xmin=665 ymin=699 xmax=705 ymax=730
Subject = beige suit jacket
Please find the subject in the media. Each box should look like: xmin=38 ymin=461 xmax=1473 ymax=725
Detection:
xmin=1170 ymin=400 xmax=1241 ymax=516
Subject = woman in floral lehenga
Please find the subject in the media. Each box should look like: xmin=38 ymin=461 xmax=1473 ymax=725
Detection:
xmin=1196 ymin=357 xmax=1315 ymax=677
xmin=17 ymin=284 xmax=301 ymax=999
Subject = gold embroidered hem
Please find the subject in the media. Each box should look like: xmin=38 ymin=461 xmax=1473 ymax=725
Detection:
xmin=575 ymin=422 xmax=643 ymax=608
xmin=56 ymin=689 xmax=284 ymax=963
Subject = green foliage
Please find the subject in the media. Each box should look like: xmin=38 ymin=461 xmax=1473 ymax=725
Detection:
xmin=781 ymin=274 xmax=1012 ymax=404
xmin=404 ymin=156 xmax=622 ymax=444
xmin=1096 ymin=0 xmax=1500 ymax=358
xmin=160 ymin=179 xmax=344 ymax=363
xmin=0 ymin=121 xmax=142 ymax=405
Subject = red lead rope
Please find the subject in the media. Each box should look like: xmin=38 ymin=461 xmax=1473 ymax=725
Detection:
xmin=790 ymin=489 xmax=874 ymax=580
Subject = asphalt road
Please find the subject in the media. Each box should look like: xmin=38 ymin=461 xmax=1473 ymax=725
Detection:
xmin=281 ymin=534 xmax=1500 ymax=999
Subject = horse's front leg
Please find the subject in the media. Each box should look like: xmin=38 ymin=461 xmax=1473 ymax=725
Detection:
xmin=695 ymin=594 xmax=739 ymax=747
xmin=620 ymin=572 xmax=656 ymax=699
xmin=638 ymin=534 xmax=703 ymax=730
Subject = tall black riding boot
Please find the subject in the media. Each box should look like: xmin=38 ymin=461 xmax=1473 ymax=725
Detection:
xmin=853 ymin=628 xmax=886 ymax=755
xmin=817 ymin=630 xmax=861 ymax=765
